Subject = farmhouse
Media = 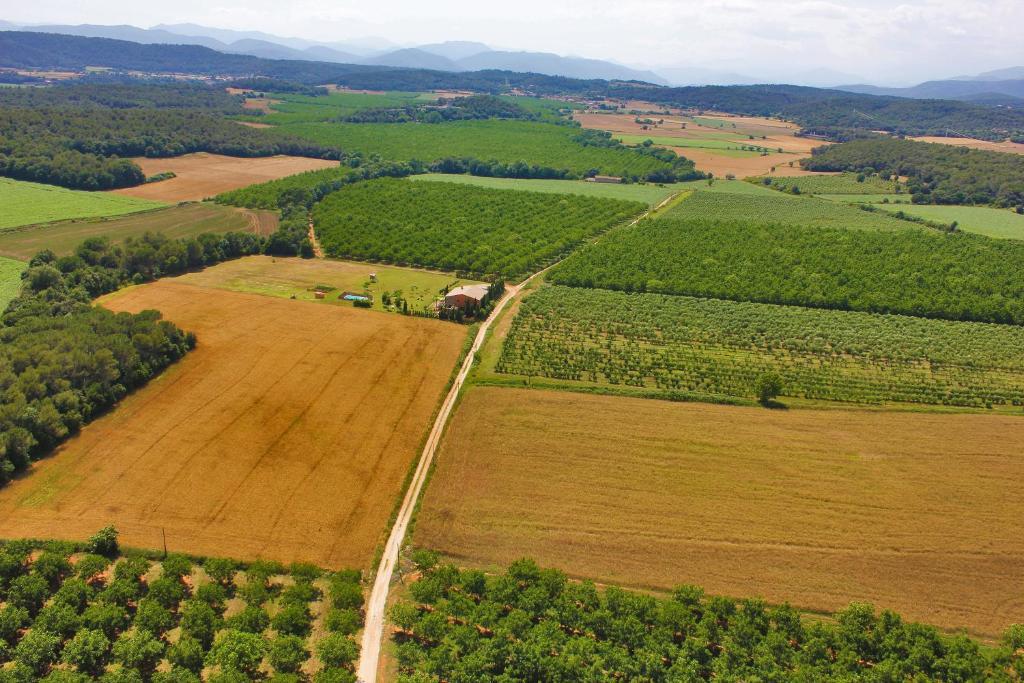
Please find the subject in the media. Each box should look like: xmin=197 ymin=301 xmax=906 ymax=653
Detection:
xmin=586 ymin=175 xmax=623 ymax=184
xmin=444 ymin=283 xmax=490 ymax=310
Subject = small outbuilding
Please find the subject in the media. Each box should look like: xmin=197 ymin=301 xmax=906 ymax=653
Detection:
xmin=444 ymin=284 xmax=490 ymax=311
xmin=586 ymin=175 xmax=623 ymax=184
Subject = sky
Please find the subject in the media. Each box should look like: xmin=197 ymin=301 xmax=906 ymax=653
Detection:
xmin=6 ymin=0 xmax=1024 ymax=86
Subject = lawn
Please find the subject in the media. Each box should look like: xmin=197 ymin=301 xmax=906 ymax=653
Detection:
xmin=0 ymin=203 xmax=277 ymax=261
xmin=410 ymin=173 xmax=686 ymax=206
xmin=0 ymin=255 xmax=25 ymax=309
xmin=493 ymin=285 xmax=1024 ymax=408
xmin=0 ymin=177 xmax=165 ymax=230
xmin=280 ymin=119 xmax=678 ymax=178
xmin=873 ymin=203 xmax=1024 ymax=239
xmin=167 ymin=255 xmax=482 ymax=314
xmin=415 ymin=385 xmax=1024 ymax=639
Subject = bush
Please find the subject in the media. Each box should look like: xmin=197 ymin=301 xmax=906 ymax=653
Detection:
xmin=13 ymin=629 xmax=60 ymax=675
xmin=206 ymin=630 xmax=267 ymax=677
xmin=269 ymin=635 xmax=308 ymax=674
xmin=112 ymin=629 xmax=165 ymax=677
xmin=317 ymin=634 xmax=358 ymax=669
xmin=88 ymin=526 xmax=119 ymax=557
xmin=271 ymin=604 xmax=313 ymax=637
xmin=61 ymin=628 xmax=110 ymax=676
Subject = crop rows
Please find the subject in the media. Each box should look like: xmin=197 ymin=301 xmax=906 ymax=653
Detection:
xmin=496 ymin=286 xmax=1024 ymax=407
xmin=0 ymin=536 xmax=363 ymax=682
xmin=313 ymin=178 xmax=644 ymax=278
xmin=549 ymin=215 xmax=1024 ymax=325
xmin=757 ymin=172 xmax=900 ymax=195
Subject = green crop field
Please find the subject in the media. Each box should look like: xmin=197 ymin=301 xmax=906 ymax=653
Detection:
xmin=313 ymin=178 xmax=645 ymax=278
xmin=674 ymin=179 xmax=781 ymax=196
xmin=410 ymin=174 xmax=685 ymax=205
xmin=615 ymin=134 xmax=778 ymax=154
xmin=665 ymin=190 xmax=916 ymax=231
xmin=819 ymin=193 xmax=912 ymax=204
xmin=496 ymin=285 xmax=1024 ymax=408
xmin=280 ymin=120 xmax=679 ymax=177
xmin=549 ymin=216 xmax=1024 ymax=325
xmin=873 ymin=204 xmax=1024 ymax=240
xmin=760 ymin=173 xmax=901 ymax=194
xmin=0 ymin=256 xmax=25 ymax=310
xmin=215 ymin=165 xmax=355 ymax=209
xmin=0 ymin=203 xmax=276 ymax=261
xmin=0 ymin=178 xmax=165 ymax=230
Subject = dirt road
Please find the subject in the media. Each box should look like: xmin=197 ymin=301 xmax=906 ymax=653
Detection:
xmin=354 ymin=194 xmax=680 ymax=682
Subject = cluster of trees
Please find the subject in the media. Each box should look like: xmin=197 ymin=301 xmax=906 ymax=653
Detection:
xmin=0 ymin=107 xmax=341 ymax=190
xmin=341 ymin=94 xmax=536 ymax=124
xmin=498 ymin=285 xmax=1024 ymax=407
xmin=438 ymin=280 xmax=506 ymax=322
xmin=0 ymin=82 xmax=246 ymax=113
xmin=0 ymin=534 xmax=364 ymax=682
xmin=313 ymin=177 xmax=645 ymax=279
xmin=549 ymin=215 xmax=1024 ymax=325
xmin=756 ymin=171 xmax=901 ymax=195
xmin=573 ymin=129 xmax=705 ymax=182
xmin=227 ymin=78 xmax=329 ymax=97
xmin=0 ymin=231 xmax=264 ymax=482
xmin=803 ymin=138 xmax=1024 ymax=207
xmin=392 ymin=556 xmax=1024 ymax=682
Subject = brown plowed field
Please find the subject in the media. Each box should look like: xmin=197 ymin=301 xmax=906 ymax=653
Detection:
xmin=110 ymin=153 xmax=338 ymax=202
xmin=0 ymin=279 xmax=467 ymax=569
xmin=416 ymin=386 xmax=1024 ymax=638
xmin=910 ymin=136 xmax=1024 ymax=155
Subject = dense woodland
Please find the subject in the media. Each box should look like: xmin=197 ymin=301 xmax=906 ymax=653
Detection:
xmin=341 ymin=95 xmax=538 ymax=124
xmin=0 ymin=232 xmax=263 ymax=484
xmin=549 ymin=216 xmax=1024 ymax=325
xmin=0 ymin=537 xmax=364 ymax=682
xmin=0 ymin=82 xmax=246 ymax=112
xmin=392 ymin=556 xmax=1024 ymax=682
xmin=802 ymin=138 xmax=1024 ymax=207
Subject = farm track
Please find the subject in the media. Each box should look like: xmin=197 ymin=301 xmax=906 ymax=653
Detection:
xmin=355 ymin=194 xmax=678 ymax=682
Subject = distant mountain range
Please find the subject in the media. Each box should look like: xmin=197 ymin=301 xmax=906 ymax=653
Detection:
xmin=837 ymin=77 xmax=1024 ymax=104
xmin=1 ymin=22 xmax=666 ymax=84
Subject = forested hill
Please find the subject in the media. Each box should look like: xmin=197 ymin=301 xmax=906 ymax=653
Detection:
xmin=4 ymin=31 xmax=1024 ymax=140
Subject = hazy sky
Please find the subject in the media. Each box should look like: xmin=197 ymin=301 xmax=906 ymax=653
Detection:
xmin=7 ymin=0 xmax=1024 ymax=85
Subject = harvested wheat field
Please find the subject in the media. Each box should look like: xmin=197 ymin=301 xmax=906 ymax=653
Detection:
xmin=0 ymin=276 xmax=467 ymax=568
xmin=416 ymin=386 xmax=1024 ymax=638
xmin=110 ymin=153 xmax=338 ymax=202
xmin=910 ymin=136 xmax=1024 ymax=156
xmin=671 ymin=147 xmax=810 ymax=178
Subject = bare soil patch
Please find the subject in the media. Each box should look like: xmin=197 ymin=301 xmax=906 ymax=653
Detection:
xmin=110 ymin=153 xmax=338 ymax=202
xmin=241 ymin=97 xmax=281 ymax=113
xmin=0 ymin=278 xmax=467 ymax=569
xmin=416 ymin=386 xmax=1024 ymax=638
xmin=910 ymin=136 xmax=1024 ymax=156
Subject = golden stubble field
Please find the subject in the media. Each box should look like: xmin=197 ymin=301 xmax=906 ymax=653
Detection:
xmin=110 ymin=153 xmax=338 ymax=202
xmin=416 ymin=386 xmax=1024 ymax=638
xmin=0 ymin=275 xmax=468 ymax=569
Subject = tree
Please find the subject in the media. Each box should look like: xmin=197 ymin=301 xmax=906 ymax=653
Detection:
xmin=755 ymin=372 xmax=783 ymax=405
xmin=134 ymin=598 xmax=175 ymax=635
xmin=167 ymin=636 xmax=205 ymax=674
xmin=112 ymin=629 xmax=165 ymax=677
xmin=225 ymin=605 xmax=270 ymax=634
xmin=180 ymin=600 xmax=220 ymax=648
xmin=203 ymin=558 xmax=236 ymax=587
xmin=317 ymin=633 xmax=358 ymax=669
xmin=88 ymin=526 xmax=119 ymax=557
xmin=206 ymin=630 xmax=267 ymax=677
xmin=13 ymin=629 xmax=60 ymax=676
xmin=269 ymin=635 xmax=309 ymax=674
xmin=271 ymin=604 xmax=313 ymax=637
xmin=61 ymin=628 xmax=110 ymax=676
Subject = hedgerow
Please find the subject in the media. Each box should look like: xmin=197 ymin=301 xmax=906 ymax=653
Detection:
xmin=497 ymin=286 xmax=1024 ymax=407
xmin=548 ymin=216 xmax=1024 ymax=325
xmin=0 ymin=533 xmax=364 ymax=681
xmin=313 ymin=178 xmax=645 ymax=279
xmin=390 ymin=558 xmax=1024 ymax=682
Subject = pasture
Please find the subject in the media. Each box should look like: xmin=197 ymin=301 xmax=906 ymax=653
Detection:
xmin=0 ymin=255 xmax=25 ymax=309
xmin=873 ymin=203 xmax=1024 ymax=239
xmin=495 ymin=285 xmax=1024 ymax=408
xmin=110 ymin=153 xmax=339 ymax=202
xmin=280 ymin=120 xmax=678 ymax=178
xmin=0 ymin=177 xmax=164 ymax=230
xmin=0 ymin=203 xmax=277 ymax=261
xmin=169 ymin=255 xmax=482 ymax=313
xmin=414 ymin=386 xmax=1024 ymax=639
xmin=409 ymin=173 xmax=685 ymax=205
xmin=0 ymin=278 xmax=467 ymax=568
xmin=312 ymin=178 xmax=644 ymax=278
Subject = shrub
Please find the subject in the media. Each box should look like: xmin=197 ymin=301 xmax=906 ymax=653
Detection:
xmin=61 ymin=628 xmax=110 ymax=676
xmin=112 ymin=629 xmax=165 ymax=677
xmin=13 ymin=629 xmax=60 ymax=675
xmin=269 ymin=635 xmax=308 ymax=674
xmin=271 ymin=604 xmax=313 ymax=637
xmin=317 ymin=633 xmax=358 ymax=669
xmin=225 ymin=605 xmax=270 ymax=634
xmin=88 ymin=526 xmax=119 ymax=557
xmin=167 ymin=636 xmax=205 ymax=674
xmin=206 ymin=630 xmax=267 ymax=677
